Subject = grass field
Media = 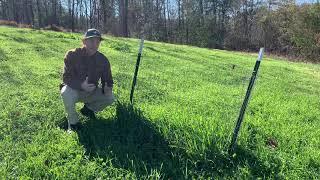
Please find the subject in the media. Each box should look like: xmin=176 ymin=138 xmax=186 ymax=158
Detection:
xmin=0 ymin=26 xmax=319 ymax=179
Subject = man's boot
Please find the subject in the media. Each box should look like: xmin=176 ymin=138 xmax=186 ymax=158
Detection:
xmin=80 ymin=105 xmax=96 ymax=119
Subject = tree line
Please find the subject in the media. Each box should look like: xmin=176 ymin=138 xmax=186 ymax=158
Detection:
xmin=0 ymin=0 xmax=319 ymax=62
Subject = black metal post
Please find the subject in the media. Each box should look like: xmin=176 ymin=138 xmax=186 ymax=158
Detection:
xmin=130 ymin=38 xmax=144 ymax=104
xmin=229 ymin=48 xmax=265 ymax=154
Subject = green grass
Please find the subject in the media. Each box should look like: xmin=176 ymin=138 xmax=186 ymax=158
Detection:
xmin=0 ymin=26 xmax=319 ymax=179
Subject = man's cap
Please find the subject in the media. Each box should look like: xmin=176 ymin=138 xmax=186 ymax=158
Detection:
xmin=84 ymin=29 xmax=103 ymax=40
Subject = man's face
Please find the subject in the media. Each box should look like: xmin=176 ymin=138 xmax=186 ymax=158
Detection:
xmin=83 ymin=37 xmax=101 ymax=56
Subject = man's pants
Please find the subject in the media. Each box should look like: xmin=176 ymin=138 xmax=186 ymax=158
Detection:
xmin=61 ymin=85 xmax=115 ymax=125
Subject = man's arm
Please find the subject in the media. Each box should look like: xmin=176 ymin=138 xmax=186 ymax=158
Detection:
xmin=63 ymin=51 xmax=82 ymax=90
xmin=103 ymin=61 xmax=113 ymax=87
xmin=101 ymin=55 xmax=114 ymax=88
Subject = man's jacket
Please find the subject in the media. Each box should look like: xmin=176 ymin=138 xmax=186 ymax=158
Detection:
xmin=62 ymin=47 xmax=113 ymax=91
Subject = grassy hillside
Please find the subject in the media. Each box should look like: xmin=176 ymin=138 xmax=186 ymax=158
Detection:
xmin=0 ymin=26 xmax=319 ymax=179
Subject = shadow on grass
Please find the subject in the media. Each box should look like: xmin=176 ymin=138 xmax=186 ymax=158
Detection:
xmin=58 ymin=102 xmax=282 ymax=178
xmin=77 ymin=102 xmax=182 ymax=178
xmin=145 ymin=46 xmax=161 ymax=53
xmin=0 ymin=48 xmax=8 ymax=62
xmin=0 ymin=32 xmax=32 ymax=44
xmin=0 ymin=64 xmax=21 ymax=85
xmin=190 ymin=144 xmax=283 ymax=178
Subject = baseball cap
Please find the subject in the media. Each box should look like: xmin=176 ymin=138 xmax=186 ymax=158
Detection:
xmin=84 ymin=28 xmax=103 ymax=40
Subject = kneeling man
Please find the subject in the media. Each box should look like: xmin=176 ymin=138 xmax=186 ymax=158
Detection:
xmin=61 ymin=29 xmax=114 ymax=130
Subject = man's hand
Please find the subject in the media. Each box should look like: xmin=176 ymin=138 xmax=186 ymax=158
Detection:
xmin=81 ymin=77 xmax=96 ymax=92
xmin=104 ymin=86 xmax=113 ymax=96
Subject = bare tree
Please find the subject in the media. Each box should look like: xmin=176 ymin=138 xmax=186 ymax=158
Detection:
xmin=71 ymin=0 xmax=75 ymax=31
xmin=119 ymin=0 xmax=129 ymax=37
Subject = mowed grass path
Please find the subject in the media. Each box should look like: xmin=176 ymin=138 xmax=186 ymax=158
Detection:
xmin=0 ymin=26 xmax=319 ymax=179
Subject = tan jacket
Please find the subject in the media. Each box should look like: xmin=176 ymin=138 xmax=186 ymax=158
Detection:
xmin=62 ymin=47 xmax=113 ymax=91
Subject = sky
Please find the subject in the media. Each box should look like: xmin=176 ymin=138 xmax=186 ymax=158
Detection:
xmin=296 ymin=0 xmax=317 ymax=4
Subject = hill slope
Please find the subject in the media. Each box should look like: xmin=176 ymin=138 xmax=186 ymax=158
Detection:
xmin=0 ymin=26 xmax=319 ymax=179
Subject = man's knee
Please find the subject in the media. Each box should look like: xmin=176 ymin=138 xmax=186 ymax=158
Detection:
xmin=97 ymin=95 xmax=114 ymax=110
xmin=61 ymin=85 xmax=79 ymax=105
xmin=103 ymin=93 xmax=115 ymax=105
